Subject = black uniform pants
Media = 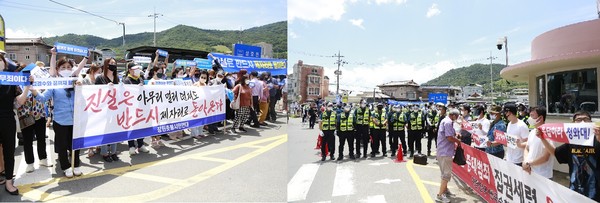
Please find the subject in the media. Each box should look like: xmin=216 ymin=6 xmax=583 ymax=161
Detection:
xmin=371 ymin=129 xmax=386 ymax=155
xmin=338 ymin=131 xmax=354 ymax=157
xmin=0 ymin=118 xmax=16 ymax=180
xmin=53 ymin=121 xmax=81 ymax=170
xmin=389 ymin=130 xmax=405 ymax=154
xmin=408 ymin=130 xmax=423 ymax=155
xmin=309 ymin=116 xmax=316 ymax=128
xmin=321 ymin=130 xmax=335 ymax=157
xmin=23 ymin=117 xmax=48 ymax=164
xmin=426 ymin=128 xmax=437 ymax=153
xmin=355 ymin=125 xmax=369 ymax=156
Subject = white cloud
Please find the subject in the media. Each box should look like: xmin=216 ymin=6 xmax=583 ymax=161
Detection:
xmin=426 ymin=3 xmax=441 ymax=18
xmin=349 ymin=18 xmax=365 ymax=29
xmin=367 ymin=0 xmax=408 ymax=5
xmin=470 ymin=36 xmax=487 ymax=45
xmin=325 ymin=60 xmax=457 ymax=92
xmin=289 ymin=0 xmax=346 ymax=22
xmin=6 ymin=28 xmax=56 ymax=38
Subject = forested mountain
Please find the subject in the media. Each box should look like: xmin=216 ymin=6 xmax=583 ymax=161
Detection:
xmin=423 ymin=63 xmax=527 ymax=94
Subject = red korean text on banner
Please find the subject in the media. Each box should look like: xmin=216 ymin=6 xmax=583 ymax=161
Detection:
xmin=538 ymin=123 xmax=596 ymax=146
xmin=494 ymin=130 xmax=507 ymax=146
xmin=452 ymin=143 xmax=496 ymax=201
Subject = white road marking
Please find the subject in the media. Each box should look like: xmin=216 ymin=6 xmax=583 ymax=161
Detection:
xmin=359 ymin=195 xmax=387 ymax=203
xmin=331 ymin=165 xmax=355 ymax=197
xmin=368 ymin=162 xmax=389 ymax=166
xmin=288 ymin=163 xmax=320 ymax=202
xmin=374 ymin=178 xmax=401 ymax=184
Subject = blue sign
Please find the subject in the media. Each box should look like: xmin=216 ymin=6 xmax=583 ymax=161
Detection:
xmin=157 ymin=49 xmax=169 ymax=57
xmin=174 ymin=59 xmax=197 ymax=67
xmin=54 ymin=42 xmax=89 ymax=57
xmin=193 ymin=58 xmax=212 ymax=70
xmin=233 ymin=44 xmax=262 ymax=58
xmin=208 ymin=53 xmax=287 ymax=75
xmin=0 ymin=72 xmax=30 ymax=86
xmin=428 ymin=93 xmax=448 ymax=104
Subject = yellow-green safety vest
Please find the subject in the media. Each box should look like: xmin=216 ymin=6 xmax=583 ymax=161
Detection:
xmin=355 ymin=107 xmax=370 ymax=125
xmin=339 ymin=112 xmax=355 ymax=131
xmin=410 ymin=112 xmax=423 ymax=131
xmin=322 ymin=111 xmax=337 ymax=131
xmin=390 ymin=112 xmax=406 ymax=131
xmin=370 ymin=109 xmax=387 ymax=130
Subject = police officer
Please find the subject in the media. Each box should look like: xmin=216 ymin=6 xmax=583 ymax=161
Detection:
xmin=407 ymin=104 xmax=425 ymax=157
xmin=388 ymin=105 xmax=407 ymax=157
xmin=337 ymin=104 xmax=356 ymax=160
xmin=370 ymin=103 xmax=388 ymax=157
xmin=355 ymin=100 xmax=371 ymax=158
xmin=426 ymin=104 xmax=442 ymax=156
xmin=517 ymin=103 xmax=531 ymax=129
xmin=319 ymin=102 xmax=336 ymax=161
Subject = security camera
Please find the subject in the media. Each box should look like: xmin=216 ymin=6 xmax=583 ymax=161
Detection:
xmin=497 ymin=37 xmax=506 ymax=50
xmin=497 ymin=44 xmax=503 ymax=50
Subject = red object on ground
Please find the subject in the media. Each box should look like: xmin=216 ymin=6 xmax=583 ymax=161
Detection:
xmin=315 ymin=135 xmax=322 ymax=149
xmin=394 ymin=144 xmax=406 ymax=163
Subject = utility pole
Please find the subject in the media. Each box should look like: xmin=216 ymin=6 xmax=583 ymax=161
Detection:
xmin=148 ymin=7 xmax=162 ymax=47
xmin=333 ymin=50 xmax=347 ymax=97
xmin=119 ymin=23 xmax=125 ymax=47
xmin=487 ymin=51 xmax=497 ymax=104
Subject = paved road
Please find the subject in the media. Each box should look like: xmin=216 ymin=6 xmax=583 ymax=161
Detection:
xmin=287 ymin=117 xmax=485 ymax=203
xmin=3 ymin=118 xmax=287 ymax=202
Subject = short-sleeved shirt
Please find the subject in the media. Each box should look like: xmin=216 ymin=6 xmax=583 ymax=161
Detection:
xmin=506 ymin=120 xmax=529 ymax=164
xmin=525 ymin=128 xmax=554 ymax=178
xmin=486 ymin=120 xmax=506 ymax=154
xmin=437 ymin=116 xmax=456 ymax=157
xmin=555 ymin=141 xmax=600 ymax=201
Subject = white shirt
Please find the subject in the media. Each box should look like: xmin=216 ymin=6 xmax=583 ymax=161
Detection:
xmin=505 ymin=120 xmax=529 ymax=164
xmin=525 ymin=128 xmax=555 ymax=178
xmin=250 ymin=78 xmax=262 ymax=97
xmin=473 ymin=117 xmax=490 ymax=148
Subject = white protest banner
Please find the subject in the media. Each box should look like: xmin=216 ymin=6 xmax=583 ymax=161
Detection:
xmin=32 ymin=77 xmax=76 ymax=89
xmin=493 ymin=130 xmax=518 ymax=149
xmin=538 ymin=123 xmax=596 ymax=146
xmin=72 ymin=84 xmax=225 ymax=150
xmin=453 ymin=143 xmax=594 ymax=203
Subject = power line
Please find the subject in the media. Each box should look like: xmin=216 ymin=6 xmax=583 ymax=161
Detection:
xmin=49 ymin=0 xmax=121 ymax=24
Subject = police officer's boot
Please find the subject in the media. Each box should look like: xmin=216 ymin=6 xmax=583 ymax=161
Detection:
xmin=321 ymin=156 xmax=326 ymax=161
xmin=337 ymin=156 xmax=343 ymax=161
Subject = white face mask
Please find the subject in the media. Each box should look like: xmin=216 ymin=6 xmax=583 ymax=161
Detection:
xmin=59 ymin=69 xmax=72 ymax=77
xmin=328 ymin=107 xmax=333 ymax=111
xmin=490 ymin=114 xmax=497 ymax=120
xmin=245 ymin=80 xmax=250 ymax=85
xmin=361 ymin=103 xmax=366 ymax=108
xmin=133 ymin=69 xmax=141 ymax=77
xmin=344 ymin=107 xmax=350 ymax=112
xmin=527 ymin=117 xmax=537 ymax=125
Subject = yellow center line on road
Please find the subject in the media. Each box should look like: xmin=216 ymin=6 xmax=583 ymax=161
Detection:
xmin=19 ymin=134 xmax=287 ymax=202
xmin=421 ymin=180 xmax=456 ymax=189
xmin=119 ymin=172 xmax=187 ymax=186
xmin=412 ymin=164 xmax=440 ymax=169
xmin=406 ymin=161 xmax=434 ymax=203
xmin=189 ymin=156 xmax=232 ymax=163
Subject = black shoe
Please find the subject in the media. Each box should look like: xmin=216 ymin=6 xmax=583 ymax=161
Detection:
xmin=391 ymin=152 xmax=396 ymax=157
xmin=383 ymin=154 xmax=387 ymax=157
xmin=238 ymin=127 xmax=247 ymax=132
xmin=321 ymin=157 xmax=326 ymax=161
xmin=337 ymin=156 xmax=343 ymax=161
xmin=371 ymin=154 xmax=376 ymax=158
xmin=330 ymin=156 xmax=335 ymax=160
xmin=427 ymin=152 xmax=431 ymax=156
xmin=111 ymin=154 xmax=120 ymax=161
xmin=403 ymin=151 xmax=407 ymax=156
xmin=350 ymin=155 xmax=355 ymax=159
xmin=363 ymin=154 xmax=368 ymax=158
xmin=356 ymin=153 xmax=361 ymax=157
xmin=251 ymin=124 xmax=260 ymax=128
xmin=5 ymin=187 xmax=18 ymax=195
xmin=409 ymin=153 xmax=414 ymax=158
xmin=260 ymin=123 xmax=268 ymax=126
xmin=103 ymin=155 xmax=113 ymax=162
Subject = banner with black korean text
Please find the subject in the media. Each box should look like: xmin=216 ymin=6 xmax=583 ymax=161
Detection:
xmin=72 ymin=84 xmax=226 ymax=150
xmin=451 ymin=142 xmax=594 ymax=203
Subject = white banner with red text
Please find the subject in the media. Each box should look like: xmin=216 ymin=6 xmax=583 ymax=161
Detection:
xmin=537 ymin=123 xmax=596 ymax=147
xmin=73 ymin=84 xmax=226 ymax=150
xmin=452 ymin=143 xmax=593 ymax=203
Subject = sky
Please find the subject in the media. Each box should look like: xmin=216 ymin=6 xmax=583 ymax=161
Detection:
xmin=1 ymin=0 xmax=286 ymax=39
xmin=288 ymin=0 xmax=599 ymax=94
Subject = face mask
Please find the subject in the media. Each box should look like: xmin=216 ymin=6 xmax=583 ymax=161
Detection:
xmin=394 ymin=108 xmax=400 ymax=112
xmin=108 ymin=64 xmax=117 ymax=72
xmin=344 ymin=107 xmax=350 ymax=112
xmin=59 ymin=69 xmax=72 ymax=77
xmin=177 ymin=74 xmax=186 ymax=78
xmin=490 ymin=114 xmax=497 ymax=120
xmin=328 ymin=107 xmax=333 ymax=111
xmin=245 ymin=80 xmax=250 ymax=85
xmin=527 ymin=117 xmax=536 ymax=125
xmin=156 ymin=73 xmax=164 ymax=79
xmin=133 ymin=69 xmax=141 ymax=77
xmin=360 ymin=103 xmax=366 ymax=108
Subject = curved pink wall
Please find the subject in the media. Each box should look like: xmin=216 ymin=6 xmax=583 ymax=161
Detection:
xmin=531 ymin=19 xmax=600 ymax=60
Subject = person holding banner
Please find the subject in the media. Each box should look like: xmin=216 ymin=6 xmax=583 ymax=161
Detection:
xmin=457 ymin=104 xmax=473 ymax=146
xmin=189 ymin=69 xmax=210 ymax=138
xmin=0 ymin=55 xmax=36 ymax=195
xmin=435 ymin=108 xmax=462 ymax=203
xmin=147 ymin=66 xmax=167 ymax=147
xmin=122 ymin=63 xmax=151 ymax=155
xmin=486 ymin=105 xmax=507 ymax=159
xmin=31 ymin=56 xmax=86 ymax=179
xmin=538 ymin=111 xmax=600 ymax=201
xmin=80 ymin=64 xmax=102 ymax=157
xmin=151 ymin=50 xmax=169 ymax=80
xmin=231 ymin=70 xmax=253 ymax=134
xmin=94 ymin=58 xmax=121 ymax=163
xmin=473 ymin=104 xmax=490 ymax=151
xmin=521 ymin=106 xmax=554 ymax=179
xmin=504 ymin=103 xmax=529 ymax=166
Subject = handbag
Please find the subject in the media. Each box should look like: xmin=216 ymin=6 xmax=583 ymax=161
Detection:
xmin=230 ymin=85 xmax=242 ymax=110
xmin=453 ymin=144 xmax=467 ymax=166
xmin=18 ymin=98 xmax=37 ymax=130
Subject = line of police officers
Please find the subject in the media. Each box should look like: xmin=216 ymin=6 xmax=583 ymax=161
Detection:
xmin=318 ymin=100 xmax=445 ymax=161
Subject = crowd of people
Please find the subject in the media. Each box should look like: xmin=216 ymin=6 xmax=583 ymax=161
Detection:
xmin=0 ymin=48 xmax=285 ymax=195
xmin=302 ymin=99 xmax=600 ymax=202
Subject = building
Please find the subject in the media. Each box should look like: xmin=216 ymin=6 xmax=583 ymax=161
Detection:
xmin=377 ymin=80 xmax=420 ymax=100
xmin=253 ymin=42 xmax=273 ymax=58
xmin=462 ymin=84 xmax=484 ymax=99
xmin=419 ymin=85 xmax=463 ymax=102
xmin=289 ymin=60 xmax=329 ymax=104
xmin=507 ymin=88 xmax=529 ymax=105
xmin=500 ymin=19 xmax=600 ymax=115
xmin=5 ymin=37 xmax=52 ymax=65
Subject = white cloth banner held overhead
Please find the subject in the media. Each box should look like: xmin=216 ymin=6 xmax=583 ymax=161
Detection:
xmin=72 ymin=84 xmax=226 ymax=150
